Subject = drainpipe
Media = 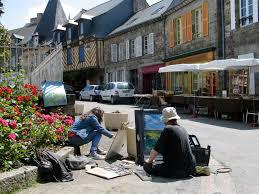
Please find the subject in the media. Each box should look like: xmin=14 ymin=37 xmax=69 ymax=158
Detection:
xmin=221 ymin=0 xmax=225 ymax=59
xmin=220 ymin=0 xmax=226 ymax=91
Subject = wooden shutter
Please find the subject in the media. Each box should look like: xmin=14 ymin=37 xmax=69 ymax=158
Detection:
xmin=148 ymin=33 xmax=154 ymax=54
xmin=125 ymin=40 xmax=130 ymax=59
xmin=182 ymin=15 xmax=187 ymax=43
xmin=111 ymin=44 xmax=117 ymax=62
xmin=202 ymin=2 xmax=209 ymax=37
xmin=169 ymin=18 xmax=174 ymax=48
xmin=186 ymin=12 xmax=192 ymax=41
xmin=135 ymin=36 xmax=142 ymax=57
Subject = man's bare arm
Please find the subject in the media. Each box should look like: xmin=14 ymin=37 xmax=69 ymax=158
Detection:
xmin=146 ymin=149 xmax=159 ymax=164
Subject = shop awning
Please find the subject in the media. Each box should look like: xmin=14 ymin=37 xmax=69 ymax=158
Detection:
xmin=142 ymin=63 xmax=164 ymax=74
xmin=158 ymin=63 xmax=202 ymax=73
xmin=199 ymin=58 xmax=259 ymax=71
xmin=159 ymin=58 xmax=259 ymax=73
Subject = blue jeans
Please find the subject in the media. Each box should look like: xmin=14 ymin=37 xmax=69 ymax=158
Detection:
xmin=69 ymin=130 xmax=102 ymax=152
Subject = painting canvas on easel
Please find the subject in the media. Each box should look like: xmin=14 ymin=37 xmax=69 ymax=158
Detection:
xmin=135 ymin=109 xmax=164 ymax=164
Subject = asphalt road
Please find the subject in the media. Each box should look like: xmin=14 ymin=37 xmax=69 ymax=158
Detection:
xmin=18 ymin=101 xmax=259 ymax=194
xmin=78 ymin=101 xmax=259 ymax=194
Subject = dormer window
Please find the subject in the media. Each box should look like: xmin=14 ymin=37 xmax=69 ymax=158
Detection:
xmin=57 ymin=32 xmax=61 ymax=43
xmin=68 ymin=27 xmax=72 ymax=40
xmin=80 ymin=22 xmax=84 ymax=35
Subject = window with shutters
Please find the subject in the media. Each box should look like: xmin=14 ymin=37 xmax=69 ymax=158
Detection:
xmin=118 ymin=42 xmax=124 ymax=61
xmin=111 ymin=44 xmax=118 ymax=62
xmin=79 ymin=46 xmax=84 ymax=63
xmin=108 ymin=72 xmax=113 ymax=82
xmin=192 ymin=7 xmax=202 ymax=39
xmin=117 ymin=70 xmax=123 ymax=81
xmin=130 ymin=39 xmax=135 ymax=58
xmin=240 ymin=0 xmax=253 ymax=26
xmin=67 ymin=48 xmax=72 ymax=65
xmin=67 ymin=28 xmax=72 ymax=40
xmin=143 ymin=35 xmax=148 ymax=55
xmin=175 ymin=17 xmax=182 ymax=45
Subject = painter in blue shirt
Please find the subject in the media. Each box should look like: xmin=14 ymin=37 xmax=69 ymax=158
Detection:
xmin=68 ymin=107 xmax=113 ymax=159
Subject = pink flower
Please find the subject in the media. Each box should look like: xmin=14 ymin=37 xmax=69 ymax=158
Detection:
xmin=56 ymin=127 xmax=64 ymax=133
xmin=64 ymin=119 xmax=74 ymax=125
xmin=8 ymin=133 xmax=16 ymax=140
xmin=0 ymin=118 xmax=8 ymax=127
xmin=9 ymin=120 xmax=17 ymax=129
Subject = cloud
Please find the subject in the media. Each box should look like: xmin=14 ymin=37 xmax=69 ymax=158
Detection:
xmin=24 ymin=0 xmax=48 ymax=23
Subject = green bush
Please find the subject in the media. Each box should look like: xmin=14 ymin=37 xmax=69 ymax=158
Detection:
xmin=0 ymin=70 xmax=74 ymax=171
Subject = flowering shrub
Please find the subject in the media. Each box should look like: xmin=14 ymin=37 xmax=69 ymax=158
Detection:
xmin=0 ymin=70 xmax=74 ymax=171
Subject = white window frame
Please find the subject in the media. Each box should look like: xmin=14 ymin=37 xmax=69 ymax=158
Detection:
xmin=80 ymin=22 xmax=84 ymax=35
xmin=175 ymin=17 xmax=183 ymax=45
xmin=67 ymin=28 xmax=72 ymax=40
xmin=240 ymin=0 xmax=253 ymax=26
xmin=192 ymin=7 xmax=202 ymax=39
xmin=118 ymin=42 xmax=124 ymax=61
xmin=143 ymin=35 xmax=148 ymax=55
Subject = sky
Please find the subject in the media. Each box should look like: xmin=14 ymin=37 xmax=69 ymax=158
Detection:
xmin=0 ymin=0 xmax=161 ymax=30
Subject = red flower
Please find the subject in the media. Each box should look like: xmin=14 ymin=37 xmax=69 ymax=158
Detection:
xmin=24 ymin=95 xmax=31 ymax=102
xmin=9 ymin=120 xmax=17 ymax=129
xmin=8 ymin=133 xmax=16 ymax=140
xmin=17 ymin=96 xmax=24 ymax=101
xmin=6 ymin=88 xmax=13 ymax=94
xmin=0 ymin=108 xmax=5 ymax=112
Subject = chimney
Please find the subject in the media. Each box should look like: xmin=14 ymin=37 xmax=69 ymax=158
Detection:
xmin=37 ymin=13 xmax=43 ymax=20
xmin=133 ymin=0 xmax=149 ymax=13
xmin=30 ymin=17 xmax=37 ymax=24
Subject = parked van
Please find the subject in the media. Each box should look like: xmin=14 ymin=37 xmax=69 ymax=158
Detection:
xmin=100 ymin=82 xmax=135 ymax=104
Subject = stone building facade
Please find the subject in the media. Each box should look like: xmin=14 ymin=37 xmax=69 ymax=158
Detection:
xmin=163 ymin=0 xmax=224 ymax=95
xmin=224 ymin=0 xmax=259 ymax=59
xmin=104 ymin=0 xmax=172 ymax=93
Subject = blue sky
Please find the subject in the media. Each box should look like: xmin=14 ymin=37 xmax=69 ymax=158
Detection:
xmin=0 ymin=0 xmax=161 ymax=30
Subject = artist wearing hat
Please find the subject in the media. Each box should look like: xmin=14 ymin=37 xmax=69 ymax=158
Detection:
xmin=143 ymin=107 xmax=196 ymax=178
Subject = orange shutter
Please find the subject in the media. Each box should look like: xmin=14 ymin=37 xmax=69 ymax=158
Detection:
xmin=186 ymin=12 xmax=192 ymax=42
xmin=202 ymin=2 xmax=209 ymax=36
xmin=182 ymin=15 xmax=187 ymax=43
xmin=169 ymin=18 xmax=174 ymax=48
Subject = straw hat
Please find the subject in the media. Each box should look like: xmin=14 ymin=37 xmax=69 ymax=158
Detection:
xmin=161 ymin=107 xmax=180 ymax=123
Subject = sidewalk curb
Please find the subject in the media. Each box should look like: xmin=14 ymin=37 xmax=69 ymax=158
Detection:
xmin=0 ymin=146 xmax=74 ymax=194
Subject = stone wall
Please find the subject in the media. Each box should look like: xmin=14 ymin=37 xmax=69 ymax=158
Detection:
xmin=104 ymin=19 xmax=165 ymax=92
xmin=224 ymin=0 xmax=259 ymax=58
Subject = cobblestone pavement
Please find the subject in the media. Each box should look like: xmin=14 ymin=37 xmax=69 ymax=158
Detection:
xmin=17 ymin=101 xmax=259 ymax=194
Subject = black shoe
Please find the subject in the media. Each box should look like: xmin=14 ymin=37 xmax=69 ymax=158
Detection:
xmin=74 ymin=146 xmax=81 ymax=156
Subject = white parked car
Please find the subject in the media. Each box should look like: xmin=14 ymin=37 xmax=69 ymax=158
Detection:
xmin=100 ymin=82 xmax=135 ymax=104
xmin=79 ymin=85 xmax=103 ymax=101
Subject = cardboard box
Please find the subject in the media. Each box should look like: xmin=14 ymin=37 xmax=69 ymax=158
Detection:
xmin=104 ymin=112 xmax=128 ymax=130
